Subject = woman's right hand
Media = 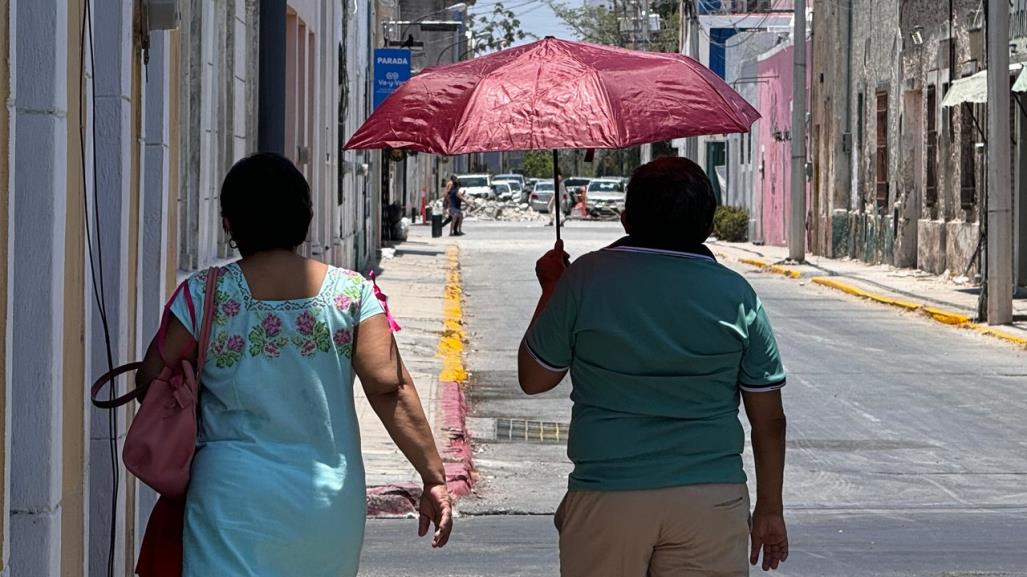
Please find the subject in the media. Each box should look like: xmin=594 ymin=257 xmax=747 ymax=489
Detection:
xmin=418 ymin=482 xmax=453 ymax=548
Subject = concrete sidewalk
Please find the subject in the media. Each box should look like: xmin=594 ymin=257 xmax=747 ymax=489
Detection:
xmin=710 ymin=239 xmax=1027 ymax=346
xmin=356 ymin=227 xmax=473 ymax=516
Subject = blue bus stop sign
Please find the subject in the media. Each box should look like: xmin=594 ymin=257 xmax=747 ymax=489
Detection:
xmin=373 ymin=48 xmax=412 ymax=110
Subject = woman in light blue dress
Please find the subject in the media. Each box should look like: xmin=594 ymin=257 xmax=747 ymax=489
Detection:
xmin=138 ymin=153 xmax=452 ymax=576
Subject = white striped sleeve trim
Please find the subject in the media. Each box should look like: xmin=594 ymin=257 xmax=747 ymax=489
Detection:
xmin=523 ymin=340 xmax=569 ymax=373
xmin=739 ymin=379 xmax=787 ymax=393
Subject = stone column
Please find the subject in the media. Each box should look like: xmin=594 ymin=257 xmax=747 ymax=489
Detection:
xmin=9 ymin=0 xmax=68 ymax=573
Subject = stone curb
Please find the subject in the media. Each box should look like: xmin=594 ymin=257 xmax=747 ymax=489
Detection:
xmin=364 ymin=245 xmax=476 ymax=518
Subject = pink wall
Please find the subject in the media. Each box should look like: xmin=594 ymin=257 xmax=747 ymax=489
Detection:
xmin=755 ymin=41 xmax=810 ymax=247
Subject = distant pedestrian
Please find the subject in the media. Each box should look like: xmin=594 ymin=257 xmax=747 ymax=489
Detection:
xmin=136 ymin=153 xmax=452 ymax=577
xmin=447 ymin=175 xmax=467 ymax=236
xmin=519 ymin=157 xmax=788 ymax=576
xmin=442 ymin=175 xmax=457 ymax=227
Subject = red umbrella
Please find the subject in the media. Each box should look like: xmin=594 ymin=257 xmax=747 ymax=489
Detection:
xmin=345 ymin=37 xmax=759 ymax=236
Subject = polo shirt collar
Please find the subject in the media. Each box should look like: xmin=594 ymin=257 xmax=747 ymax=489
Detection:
xmin=604 ymin=236 xmax=717 ymax=263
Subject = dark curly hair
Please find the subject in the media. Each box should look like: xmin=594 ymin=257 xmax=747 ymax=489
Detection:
xmin=625 ymin=156 xmax=717 ymax=245
xmin=220 ymin=153 xmax=313 ymax=256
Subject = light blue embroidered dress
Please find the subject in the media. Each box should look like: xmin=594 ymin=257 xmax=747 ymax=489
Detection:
xmin=170 ymin=263 xmax=384 ymax=577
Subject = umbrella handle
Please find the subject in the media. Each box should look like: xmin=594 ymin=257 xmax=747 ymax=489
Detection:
xmin=553 ymin=149 xmax=561 ymax=242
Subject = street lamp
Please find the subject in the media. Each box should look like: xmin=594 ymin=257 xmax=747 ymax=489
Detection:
xmin=397 ymin=2 xmax=471 ymax=43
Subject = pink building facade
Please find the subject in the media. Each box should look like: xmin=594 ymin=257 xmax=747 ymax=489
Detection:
xmin=754 ymin=41 xmax=811 ymax=247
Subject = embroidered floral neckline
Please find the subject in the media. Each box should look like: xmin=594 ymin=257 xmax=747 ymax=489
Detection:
xmin=202 ymin=264 xmax=365 ymax=367
xmin=228 ymin=262 xmax=335 ymax=312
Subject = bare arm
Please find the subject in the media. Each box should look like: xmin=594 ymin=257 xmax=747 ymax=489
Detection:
xmin=136 ymin=315 xmax=196 ymax=397
xmin=353 ymin=314 xmax=452 ymax=547
xmin=742 ymin=389 xmax=788 ymax=571
xmin=517 ymin=241 xmax=569 ymax=395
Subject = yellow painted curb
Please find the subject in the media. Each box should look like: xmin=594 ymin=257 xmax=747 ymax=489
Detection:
xmin=809 ymin=277 xmax=1027 ymax=349
xmin=439 ymin=245 xmax=469 ymax=383
xmin=969 ymin=324 xmax=1027 ymax=347
xmin=811 ymin=277 xmax=922 ymax=311
xmin=736 ymin=257 xmax=802 ymax=279
xmin=922 ymin=307 xmax=972 ymax=326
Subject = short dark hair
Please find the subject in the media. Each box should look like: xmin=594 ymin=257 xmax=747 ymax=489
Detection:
xmin=220 ymin=153 xmax=312 ymax=256
xmin=625 ymin=157 xmax=717 ymax=245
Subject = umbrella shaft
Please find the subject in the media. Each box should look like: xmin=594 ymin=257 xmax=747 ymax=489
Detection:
xmin=553 ymin=149 xmax=561 ymax=242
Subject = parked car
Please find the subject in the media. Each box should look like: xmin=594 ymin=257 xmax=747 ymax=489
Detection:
xmin=494 ymin=173 xmax=526 ymax=191
xmin=494 ymin=178 xmax=526 ymax=203
xmin=491 ymin=181 xmax=514 ymax=202
xmin=529 ymin=180 xmax=572 ymax=213
xmin=563 ymin=177 xmax=592 ymax=207
xmin=529 ymin=180 xmax=555 ymax=212
xmin=585 ymin=178 xmax=626 ymax=217
xmin=457 ymin=174 xmax=493 ymax=199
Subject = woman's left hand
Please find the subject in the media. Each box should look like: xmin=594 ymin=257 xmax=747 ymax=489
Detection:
xmin=418 ymin=482 xmax=453 ymax=548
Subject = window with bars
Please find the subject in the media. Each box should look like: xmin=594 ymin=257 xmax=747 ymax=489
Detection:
xmin=926 ymin=85 xmax=938 ymax=207
xmin=960 ymin=104 xmax=977 ymax=209
xmin=875 ymin=90 xmax=889 ymax=208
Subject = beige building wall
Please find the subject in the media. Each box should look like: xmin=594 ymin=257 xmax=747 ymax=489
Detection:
xmin=62 ymin=1 xmax=88 ymax=574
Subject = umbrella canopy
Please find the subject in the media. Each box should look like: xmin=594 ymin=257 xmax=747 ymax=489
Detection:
xmin=344 ymin=37 xmax=759 ymax=154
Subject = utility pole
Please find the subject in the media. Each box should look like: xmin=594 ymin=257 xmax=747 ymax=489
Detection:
xmin=683 ymin=0 xmax=700 ymax=162
xmin=639 ymin=0 xmax=653 ymax=165
xmin=258 ymin=0 xmax=287 ymax=154
xmin=788 ymin=0 xmax=807 ymax=262
xmin=986 ymin=0 xmax=1013 ymax=323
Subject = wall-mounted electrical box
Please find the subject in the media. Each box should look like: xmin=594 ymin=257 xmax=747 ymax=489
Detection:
xmin=144 ymin=0 xmax=180 ymax=31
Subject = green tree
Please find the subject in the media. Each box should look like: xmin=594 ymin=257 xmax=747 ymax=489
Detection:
xmin=548 ymin=1 xmax=680 ymax=53
xmin=470 ymin=3 xmax=536 ymax=55
xmin=521 ymin=150 xmax=554 ymax=178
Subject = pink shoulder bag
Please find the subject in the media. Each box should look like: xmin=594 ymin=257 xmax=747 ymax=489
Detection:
xmin=91 ymin=267 xmax=221 ymax=497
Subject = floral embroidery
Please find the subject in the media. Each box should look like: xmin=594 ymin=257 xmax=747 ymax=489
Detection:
xmin=221 ymin=298 xmax=241 ymax=319
xmin=292 ymin=311 xmax=332 ymax=357
xmin=210 ymin=332 xmax=245 ymax=368
xmin=333 ymin=294 xmax=352 ymax=312
xmin=334 ymin=329 xmax=354 ymax=358
xmin=249 ymin=313 xmax=290 ymax=359
xmin=335 ymin=278 xmax=364 ymax=316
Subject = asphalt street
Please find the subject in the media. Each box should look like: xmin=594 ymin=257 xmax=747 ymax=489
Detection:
xmin=361 ymin=221 xmax=1027 ymax=577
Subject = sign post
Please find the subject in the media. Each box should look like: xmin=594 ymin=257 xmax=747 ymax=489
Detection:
xmin=373 ymin=48 xmax=412 ymax=110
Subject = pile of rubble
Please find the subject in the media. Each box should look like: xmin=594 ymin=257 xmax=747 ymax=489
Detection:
xmin=462 ymin=198 xmax=549 ymax=222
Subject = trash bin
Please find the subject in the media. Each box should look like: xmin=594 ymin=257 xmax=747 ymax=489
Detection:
xmin=431 ymin=213 xmax=444 ymax=238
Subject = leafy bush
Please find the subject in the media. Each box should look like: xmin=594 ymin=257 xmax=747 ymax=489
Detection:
xmin=714 ymin=206 xmax=749 ymax=242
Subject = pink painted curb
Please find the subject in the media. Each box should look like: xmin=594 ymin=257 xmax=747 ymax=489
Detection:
xmin=365 ymin=380 xmax=475 ymax=516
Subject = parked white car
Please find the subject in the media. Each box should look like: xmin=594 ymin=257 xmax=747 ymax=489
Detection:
xmin=493 ymin=173 xmax=526 ymax=191
xmin=585 ymin=178 xmax=626 ymax=217
xmin=493 ymin=178 xmax=526 ymax=203
xmin=456 ymin=174 xmax=493 ymax=199
xmin=492 ymin=182 xmax=514 ymax=201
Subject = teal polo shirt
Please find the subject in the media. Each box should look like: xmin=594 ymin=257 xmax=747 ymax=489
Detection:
xmin=525 ymin=239 xmax=786 ymax=492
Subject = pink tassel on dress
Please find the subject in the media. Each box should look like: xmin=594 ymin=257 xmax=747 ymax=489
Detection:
xmin=367 ymin=270 xmax=402 ymax=332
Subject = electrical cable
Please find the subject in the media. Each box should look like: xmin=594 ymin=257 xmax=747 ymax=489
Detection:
xmin=80 ymin=1 xmax=120 ymax=576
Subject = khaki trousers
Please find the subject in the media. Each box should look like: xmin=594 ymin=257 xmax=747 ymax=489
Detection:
xmin=555 ymin=484 xmax=750 ymax=577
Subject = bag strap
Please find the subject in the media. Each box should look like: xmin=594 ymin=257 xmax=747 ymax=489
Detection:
xmin=156 ymin=280 xmax=197 ymax=367
xmin=90 ymin=362 xmax=145 ymax=409
xmin=90 ymin=267 xmax=221 ymax=410
xmin=195 ymin=267 xmax=221 ymax=372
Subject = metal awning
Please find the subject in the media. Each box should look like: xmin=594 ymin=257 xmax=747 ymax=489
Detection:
xmin=943 ymin=63 xmax=1025 ymax=108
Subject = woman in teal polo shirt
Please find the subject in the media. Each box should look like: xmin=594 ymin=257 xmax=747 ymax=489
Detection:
xmin=519 ymin=157 xmax=789 ymax=576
